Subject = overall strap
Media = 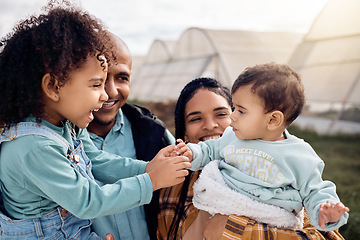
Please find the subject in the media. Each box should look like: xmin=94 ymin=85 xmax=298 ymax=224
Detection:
xmin=0 ymin=123 xmax=70 ymax=219
xmin=0 ymin=122 xmax=69 ymax=151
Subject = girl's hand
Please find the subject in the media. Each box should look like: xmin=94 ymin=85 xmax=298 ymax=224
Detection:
xmin=145 ymin=145 xmax=177 ymax=173
xmin=147 ymin=156 xmax=191 ymax=191
xmin=146 ymin=145 xmax=192 ymax=191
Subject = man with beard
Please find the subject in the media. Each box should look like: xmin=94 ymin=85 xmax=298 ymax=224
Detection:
xmin=87 ymin=33 xmax=175 ymax=240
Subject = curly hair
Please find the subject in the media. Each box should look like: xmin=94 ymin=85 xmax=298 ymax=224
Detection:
xmin=0 ymin=1 xmax=110 ymax=128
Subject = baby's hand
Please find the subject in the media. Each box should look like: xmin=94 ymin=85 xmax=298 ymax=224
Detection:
xmin=318 ymin=200 xmax=349 ymax=229
xmin=175 ymin=139 xmax=193 ymax=160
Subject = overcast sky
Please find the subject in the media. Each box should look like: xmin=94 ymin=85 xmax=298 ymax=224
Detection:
xmin=0 ymin=0 xmax=328 ymax=55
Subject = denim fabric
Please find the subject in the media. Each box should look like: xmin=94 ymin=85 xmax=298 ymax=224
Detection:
xmin=0 ymin=122 xmax=100 ymax=239
xmin=0 ymin=207 xmax=97 ymax=239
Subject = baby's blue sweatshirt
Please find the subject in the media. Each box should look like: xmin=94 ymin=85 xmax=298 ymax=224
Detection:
xmin=188 ymin=127 xmax=348 ymax=231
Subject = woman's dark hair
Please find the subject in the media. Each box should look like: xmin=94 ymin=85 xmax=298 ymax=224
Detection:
xmin=0 ymin=0 xmax=110 ymax=128
xmin=168 ymin=77 xmax=232 ymax=239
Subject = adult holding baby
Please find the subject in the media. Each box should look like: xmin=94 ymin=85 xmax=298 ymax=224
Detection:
xmin=157 ymin=77 xmax=345 ymax=240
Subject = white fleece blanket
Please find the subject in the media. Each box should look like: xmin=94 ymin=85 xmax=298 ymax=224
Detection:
xmin=192 ymin=160 xmax=304 ymax=230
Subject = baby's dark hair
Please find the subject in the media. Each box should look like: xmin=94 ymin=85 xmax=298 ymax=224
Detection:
xmin=174 ymin=77 xmax=232 ymax=140
xmin=0 ymin=1 xmax=110 ymax=128
xmin=232 ymin=63 xmax=305 ymax=126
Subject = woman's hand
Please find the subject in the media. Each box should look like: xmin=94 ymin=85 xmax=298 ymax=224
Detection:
xmin=202 ymin=214 xmax=228 ymax=240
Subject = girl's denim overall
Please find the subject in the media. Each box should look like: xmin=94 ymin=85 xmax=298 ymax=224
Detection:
xmin=0 ymin=122 xmax=101 ymax=239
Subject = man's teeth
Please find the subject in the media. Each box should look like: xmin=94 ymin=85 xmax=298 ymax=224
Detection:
xmin=102 ymin=101 xmax=115 ymax=107
xmin=91 ymin=109 xmax=99 ymax=112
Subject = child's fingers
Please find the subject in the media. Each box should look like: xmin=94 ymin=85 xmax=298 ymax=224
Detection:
xmin=319 ymin=202 xmax=328 ymax=212
xmin=175 ymin=139 xmax=187 ymax=147
xmin=181 ymin=150 xmax=193 ymax=160
xmin=172 ymin=156 xmax=192 ymax=172
xmin=174 ymin=168 xmax=192 ymax=183
xmin=334 ymin=202 xmax=350 ymax=213
xmin=325 ymin=199 xmax=333 ymax=207
xmin=320 ymin=200 xmax=332 ymax=212
xmin=318 ymin=200 xmax=349 ymax=229
xmin=333 ymin=202 xmax=342 ymax=211
xmin=318 ymin=210 xmax=327 ymax=229
xmin=170 ymin=155 xmax=191 ymax=164
xmin=169 ymin=160 xmax=192 ymax=184
xmin=158 ymin=145 xmax=177 ymax=157
xmin=320 ymin=222 xmax=325 ymax=229
xmin=184 ymin=161 xmax=192 ymax=169
xmin=164 ymin=144 xmax=177 ymax=151
xmin=176 ymin=142 xmax=187 ymax=150
xmin=178 ymin=158 xmax=192 ymax=169
xmin=148 ymin=155 xmax=192 ymax=190
xmin=173 ymin=139 xmax=194 ymax=160
xmin=177 ymin=168 xmax=190 ymax=177
xmin=177 ymin=147 xmax=189 ymax=156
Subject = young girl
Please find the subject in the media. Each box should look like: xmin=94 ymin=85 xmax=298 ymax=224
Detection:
xmin=0 ymin=2 xmax=190 ymax=239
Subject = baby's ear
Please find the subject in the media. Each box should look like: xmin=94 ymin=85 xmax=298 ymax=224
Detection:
xmin=41 ymin=73 xmax=60 ymax=101
xmin=267 ymin=110 xmax=285 ymax=131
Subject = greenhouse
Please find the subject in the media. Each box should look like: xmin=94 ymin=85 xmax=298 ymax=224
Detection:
xmin=130 ymin=0 xmax=360 ymax=134
xmin=130 ymin=28 xmax=302 ymax=101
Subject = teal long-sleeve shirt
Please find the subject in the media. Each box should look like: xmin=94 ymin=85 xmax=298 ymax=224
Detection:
xmin=0 ymin=117 xmax=153 ymax=220
xmin=89 ymin=109 xmax=175 ymax=240
xmin=188 ymin=127 xmax=349 ymax=231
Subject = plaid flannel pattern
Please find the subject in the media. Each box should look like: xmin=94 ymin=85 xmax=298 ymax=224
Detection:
xmin=158 ymin=171 xmax=344 ymax=240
